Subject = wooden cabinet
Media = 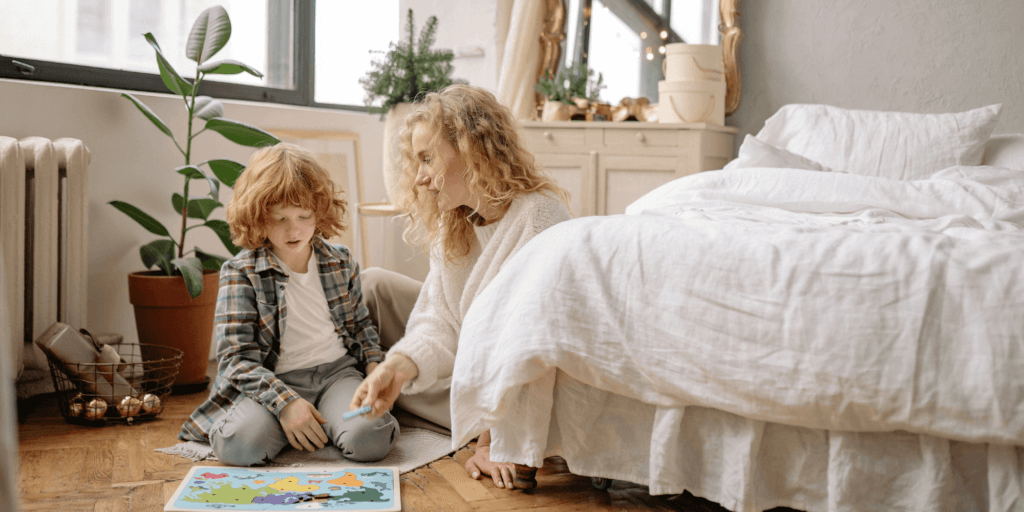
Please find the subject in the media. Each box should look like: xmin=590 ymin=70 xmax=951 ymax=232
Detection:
xmin=519 ymin=121 xmax=737 ymax=216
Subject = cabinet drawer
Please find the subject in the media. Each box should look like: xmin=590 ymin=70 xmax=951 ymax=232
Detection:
xmin=603 ymin=128 xmax=678 ymax=148
xmin=522 ymin=128 xmax=587 ymax=151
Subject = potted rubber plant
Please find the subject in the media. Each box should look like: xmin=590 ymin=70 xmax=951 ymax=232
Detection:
xmin=109 ymin=5 xmax=279 ymax=393
xmin=359 ymin=9 xmax=459 ymax=201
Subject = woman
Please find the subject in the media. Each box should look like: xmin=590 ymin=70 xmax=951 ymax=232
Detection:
xmin=351 ymin=84 xmax=571 ymax=489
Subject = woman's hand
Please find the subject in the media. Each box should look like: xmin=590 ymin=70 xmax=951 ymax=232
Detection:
xmin=278 ymin=398 xmax=328 ymax=451
xmin=350 ymin=354 xmax=419 ymax=419
xmin=464 ymin=430 xmax=518 ymax=488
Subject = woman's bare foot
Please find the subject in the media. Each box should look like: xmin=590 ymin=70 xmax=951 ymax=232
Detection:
xmin=464 ymin=443 xmax=517 ymax=488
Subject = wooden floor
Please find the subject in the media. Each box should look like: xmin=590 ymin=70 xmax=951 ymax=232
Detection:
xmin=17 ymin=373 xmax=734 ymax=512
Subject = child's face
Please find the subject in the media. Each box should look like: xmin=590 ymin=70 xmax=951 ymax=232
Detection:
xmin=266 ymin=203 xmax=316 ymax=263
xmin=411 ymin=122 xmax=473 ymax=212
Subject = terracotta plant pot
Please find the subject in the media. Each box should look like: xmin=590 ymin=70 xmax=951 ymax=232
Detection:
xmin=127 ymin=270 xmax=219 ymax=394
xmin=541 ymin=100 xmax=574 ymax=122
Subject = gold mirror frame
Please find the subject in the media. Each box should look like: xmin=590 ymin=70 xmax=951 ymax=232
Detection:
xmin=535 ymin=0 xmax=743 ymax=117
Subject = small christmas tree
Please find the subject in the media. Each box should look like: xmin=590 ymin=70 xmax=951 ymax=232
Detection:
xmin=359 ymin=9 xmax=458 ymax=117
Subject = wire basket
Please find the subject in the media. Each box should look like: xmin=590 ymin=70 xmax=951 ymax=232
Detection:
xmin=44 ymin=343 xmax=183 ymax=426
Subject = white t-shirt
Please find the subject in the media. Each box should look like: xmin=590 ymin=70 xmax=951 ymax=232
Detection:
xmin=272 ymin=251 xmax=348 ymax=374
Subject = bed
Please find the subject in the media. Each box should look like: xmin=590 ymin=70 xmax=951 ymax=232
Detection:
xmin=449 ymin=103 xmax=1024 ymax=512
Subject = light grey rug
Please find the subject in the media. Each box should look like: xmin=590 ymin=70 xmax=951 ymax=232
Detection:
xmin=156 ymin=427 xmax=456 ymax=474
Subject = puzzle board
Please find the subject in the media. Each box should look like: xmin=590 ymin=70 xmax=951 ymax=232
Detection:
xmin=164 ymin=466 xmax=400 ymax=511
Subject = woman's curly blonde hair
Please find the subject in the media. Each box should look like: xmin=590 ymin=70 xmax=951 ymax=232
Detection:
xmin=227 ymin=143 xmax=347 ymax=250
xmin=395 ymin=84 xmax=570 ymax=263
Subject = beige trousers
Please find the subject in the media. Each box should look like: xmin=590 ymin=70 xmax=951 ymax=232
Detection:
xmin=361 ymin=267 xmax=452 ymax=433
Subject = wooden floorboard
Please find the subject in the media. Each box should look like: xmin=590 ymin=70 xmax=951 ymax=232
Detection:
xmin=17 ymin=363 xmax=761 ymax=511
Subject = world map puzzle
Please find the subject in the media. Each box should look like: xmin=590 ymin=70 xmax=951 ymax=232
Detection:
xmin=164 ymin=466 xmax=400 ymax=511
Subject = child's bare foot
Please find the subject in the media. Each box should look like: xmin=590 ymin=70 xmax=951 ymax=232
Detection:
xmin=464 ymin=443 xmax=517 ymax=488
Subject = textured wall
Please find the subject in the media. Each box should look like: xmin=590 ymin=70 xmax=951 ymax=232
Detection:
xmin=400 ymin=0 xmax=500 ymax=92
xmin=730 ymin=0 xmax=1024 ymax=142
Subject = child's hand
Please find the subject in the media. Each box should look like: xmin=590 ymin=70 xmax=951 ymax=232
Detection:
xmin=278 ymin=398 xmax=328 ymax=451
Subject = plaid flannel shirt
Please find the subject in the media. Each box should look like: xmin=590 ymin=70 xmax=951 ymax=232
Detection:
xmin=178 ymin=236 xmax=382 ymax=442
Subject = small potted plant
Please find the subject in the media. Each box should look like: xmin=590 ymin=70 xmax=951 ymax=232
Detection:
xmin=535 ymin=63 xmax=605 ymax=121
xmin=359 ymin=9 xmax=461 ymax=201
xmin=110 ymin=5 xmax=279 ymax=393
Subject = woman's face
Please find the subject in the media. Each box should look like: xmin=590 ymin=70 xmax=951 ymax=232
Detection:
xmin=411 ymin=122 xmax=473 ymax=212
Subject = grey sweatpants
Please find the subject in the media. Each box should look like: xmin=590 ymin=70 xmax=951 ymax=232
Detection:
xmin=209 ymin=355 xmax=399 ymax=466
xmin=361 ymin=267 xmax=452 ymax=431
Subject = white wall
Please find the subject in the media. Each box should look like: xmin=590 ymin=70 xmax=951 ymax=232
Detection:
xmin=730 ymin=0 xmax=1024 ymax=140
xmin=0 ymin=78 xmax=387 ymax=347
xmin=400 ymin=0 xmax=501 ymax=93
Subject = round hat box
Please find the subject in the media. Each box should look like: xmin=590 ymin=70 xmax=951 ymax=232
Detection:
xmin=662 ymin=43 xmax=724 ymax=82
xmin=658 ymin=80 xmax=726 ymax=125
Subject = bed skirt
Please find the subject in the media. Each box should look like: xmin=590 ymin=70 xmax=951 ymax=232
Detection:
xmin=489 ymin=372 xmax=1024 ymax=512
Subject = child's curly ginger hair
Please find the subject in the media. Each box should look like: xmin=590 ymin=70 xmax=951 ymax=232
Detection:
xmin=226 ymin=143 xmax=347 ymax=250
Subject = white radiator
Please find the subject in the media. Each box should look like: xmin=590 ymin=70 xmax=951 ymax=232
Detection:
xmin=0 ymin=137 xmax=89 ymax=398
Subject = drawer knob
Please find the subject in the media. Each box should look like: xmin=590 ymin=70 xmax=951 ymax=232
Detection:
xmin=543 ymin=131 xmax=553 ymax=140
xmin=635 ymin=132 xmax=646 ymax=142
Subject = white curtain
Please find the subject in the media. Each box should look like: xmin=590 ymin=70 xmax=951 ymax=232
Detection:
xmin=497 ymin=0 xmax=546 ymax=120
xmin=0 ymin=250 xmax=21 ymax=512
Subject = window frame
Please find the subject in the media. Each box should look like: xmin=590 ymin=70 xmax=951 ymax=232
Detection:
xmin=0 ymin=0 xmax=371 ymax=113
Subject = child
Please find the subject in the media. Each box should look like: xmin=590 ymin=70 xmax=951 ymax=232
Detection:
xmin=179 ymin=143 xmax=398 ymax=466
xmin=350 ymin=84 xmax=573 ymax=489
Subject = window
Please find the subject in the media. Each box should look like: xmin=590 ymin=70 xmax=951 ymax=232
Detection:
xmin=0 ymin=0 xmax=400 ymax=110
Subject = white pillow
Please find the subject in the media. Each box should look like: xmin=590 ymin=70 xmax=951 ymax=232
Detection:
xmin=723 ymin=134 xmax=834 ymax=172
xmin=982 ymin=133 xmax=1024 ymax=170
xmin=755 ymin=103 xmax=1002 ymax=181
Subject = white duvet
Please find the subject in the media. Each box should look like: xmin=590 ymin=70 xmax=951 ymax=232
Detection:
xmin=451 ymin=166 xmax=1024 ymax=511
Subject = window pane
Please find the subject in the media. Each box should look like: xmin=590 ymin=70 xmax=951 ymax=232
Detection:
xmin=588 ymin=0 xmax=641 ymax=103
xmin=314 ymin=0 xmax=399 ymax=107
xmin=77 ymin=0 xmax=113 ymax=56
xmin=0 ymin=0 xmax=290 ymax=89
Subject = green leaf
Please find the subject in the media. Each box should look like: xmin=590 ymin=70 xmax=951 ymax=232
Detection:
xmin=192 ymin=96 xmax=224 ymax=120
xmin=205 ymin=119 xmax=279 ymax=148
xmin=109 ymin=200 xmax=170 ymax=236
xmin=187 ymin=197 xmax=220 ymax=220
xmin=197 ymin=59 xmax=263 ymax=78
xmin=172 ymin=194 xmax=221 ymax=220
xmin=186 ymin=6 xmax=231 ymax=64
xmin=171 ymin=193 xmax=184 ymax=215
xmin=195 ymin=247 xmax=228 ymax=271
xmin=205 ymin=159 xmax=245 ymax=187
xmin=140 ymin=239 xmax=176 ymax=274
xmin=175 ymin=165 xmax=220 ymax=200
xmin=175 ymin=165 xmax=204 ymax=180
xmin=171 ymin=257 xmax=205 ymax=298
xmin=205 ymin=219 xmax=241 ymax=256
xmin=144 ymin=33 xmax=193 ymax=96
xmin=121 ymin=93 xmax=175 ymax=140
